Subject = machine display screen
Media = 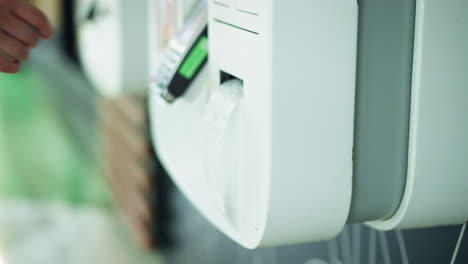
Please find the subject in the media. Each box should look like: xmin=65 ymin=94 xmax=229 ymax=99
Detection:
xmin=178 ymin=36 xmax=208 ymax=79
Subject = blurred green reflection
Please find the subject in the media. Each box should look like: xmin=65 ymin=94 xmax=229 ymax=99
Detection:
xmin=0 ymin=66 xmax=110 ymax=205
xmin=0 ymin=62 xmax=161 ymax=264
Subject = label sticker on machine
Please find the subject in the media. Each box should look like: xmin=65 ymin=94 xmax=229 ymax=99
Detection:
xmin=150 ymin=1 xmax=208 ymax=103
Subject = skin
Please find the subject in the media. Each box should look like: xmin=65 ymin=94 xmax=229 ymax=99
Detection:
xmin=0 ymin=0 xmax=52 ymax=74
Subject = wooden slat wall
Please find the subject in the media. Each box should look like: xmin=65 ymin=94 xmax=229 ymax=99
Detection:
xmin=99 ymin=95 xmax=157 ymax=249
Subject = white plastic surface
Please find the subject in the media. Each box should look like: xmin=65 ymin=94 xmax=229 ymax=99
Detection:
xmin=77 ymin=0 xmax=149 ymax=97
xmin=368 ymin=0 xmax=468 ymax=230
xmin=203 ymin=79 xmax=244 ymax=216
xmin=150 ymin=0 xmax=358 ymax=248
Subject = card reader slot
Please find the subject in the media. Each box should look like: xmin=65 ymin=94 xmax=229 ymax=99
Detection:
xmin=220 ymin=70 xmax=243 ymax=86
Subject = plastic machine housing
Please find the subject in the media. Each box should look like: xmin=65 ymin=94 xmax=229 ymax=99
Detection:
xmin=150 ymin=0 xmax=358 ymax=248
xmin=149 ymin=0 xmax=468 ymax=248
xmin=349 ymin=0 xmax=468 ymax=229
xmin=365 ymin=0 xmax=468 ymax=230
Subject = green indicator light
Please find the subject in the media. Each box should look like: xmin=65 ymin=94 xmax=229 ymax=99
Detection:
xmin=178 ymin=36 xmax=208 ymax=79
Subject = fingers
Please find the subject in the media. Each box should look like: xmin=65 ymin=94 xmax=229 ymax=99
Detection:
xmin=0 ymin=0 xmax=52 ymax=73
xmin=12 ymin=2 xmax=53 ymax=39
xmin=0 ymin=55 xmax=20 ymax=74
xmin=0 ymin=30 xmax=29 ymax=61
xmin=0 ymin=13 xmax=39 ymax=47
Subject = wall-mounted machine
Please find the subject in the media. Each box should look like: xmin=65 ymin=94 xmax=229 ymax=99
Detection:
xmin=76 ymin=0 xmax=149 ymax=96
xmin=149 ymin=0 xmax=468 ymax=249
xmin=150 ymin=0 xmax=358 ymax=248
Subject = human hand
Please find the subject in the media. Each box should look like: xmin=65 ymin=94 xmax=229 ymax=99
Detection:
xmin=0 ymin=0 xmax=52 ymax=73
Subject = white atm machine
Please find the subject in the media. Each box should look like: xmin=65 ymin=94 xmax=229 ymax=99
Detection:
xmin=149 ymin=0 xmax=468 ymax=248
xmin=151 ymin=0 xmax=358 ymax=247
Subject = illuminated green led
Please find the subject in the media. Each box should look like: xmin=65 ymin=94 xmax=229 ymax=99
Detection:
xmin=178 ymin=36 xmax=208 ymax=79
